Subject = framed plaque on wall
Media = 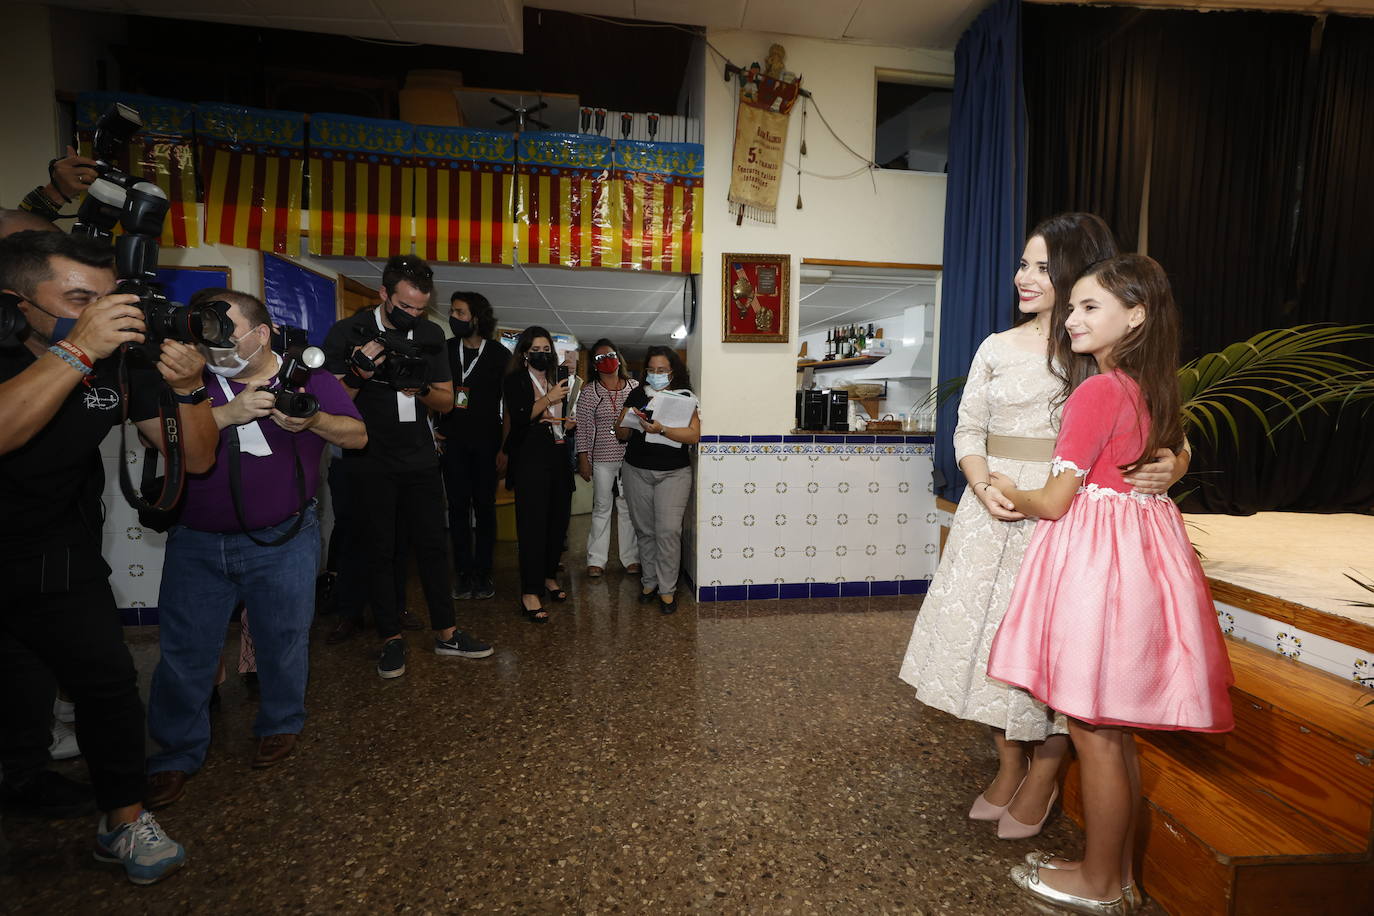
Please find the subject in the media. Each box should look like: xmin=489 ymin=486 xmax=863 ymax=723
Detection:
xmin=722 ymin=253 xmax=789 ymax=343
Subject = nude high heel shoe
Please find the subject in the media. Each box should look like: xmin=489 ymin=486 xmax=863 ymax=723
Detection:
xmin=998 ymin=785 xmax=1058 ymax=839
xmin=968 ymin=773 xmax=1027 ymax=821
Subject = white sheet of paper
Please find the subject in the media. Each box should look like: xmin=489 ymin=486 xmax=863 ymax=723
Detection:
xmin=644 ymin=390 xmax=697 ymax=447
xmin=618 ymin=410 xmax=644 ymax=431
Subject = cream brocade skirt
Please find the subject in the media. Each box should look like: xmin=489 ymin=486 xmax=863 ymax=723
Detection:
xmin=897 ymin=455 xmax=1068 ymax=742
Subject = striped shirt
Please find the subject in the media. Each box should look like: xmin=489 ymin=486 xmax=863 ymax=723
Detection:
xmin=574 ymin=378 xmax=639 ymax=463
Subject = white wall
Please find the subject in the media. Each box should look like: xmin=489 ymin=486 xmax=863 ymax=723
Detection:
xmin=695 ymin=31 xmax=951 ymax=435
xmin=1 ymin=5 xmax=60 ymax=210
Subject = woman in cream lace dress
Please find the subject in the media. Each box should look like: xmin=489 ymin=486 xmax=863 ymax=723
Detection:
xmin=899 ymin=213 xmax=1189 ymax=838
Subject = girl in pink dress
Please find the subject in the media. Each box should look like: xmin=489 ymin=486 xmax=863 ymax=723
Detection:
xmin=986 ymin=255 xmax=1234 ymax=914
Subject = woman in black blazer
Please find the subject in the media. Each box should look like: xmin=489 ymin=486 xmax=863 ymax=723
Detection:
xmin=502 ymin=326 xmax=575 ymax=621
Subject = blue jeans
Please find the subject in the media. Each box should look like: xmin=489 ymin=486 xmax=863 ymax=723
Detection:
xmin=147 ymin=506 xmax=320 ymax=775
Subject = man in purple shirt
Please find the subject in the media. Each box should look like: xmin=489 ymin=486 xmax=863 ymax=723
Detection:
xmin=143 ymin=289 xmax=365 ymax=811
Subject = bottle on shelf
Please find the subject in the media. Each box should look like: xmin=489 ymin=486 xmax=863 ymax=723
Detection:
xmin=824 ymin=328 xmax=833 ymax=361
xmin=855 ymin=324 xmax=867 ymax=354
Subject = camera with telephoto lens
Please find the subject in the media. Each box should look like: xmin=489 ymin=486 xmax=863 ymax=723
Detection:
xmin=71 ymin=103 xmax=234 ymax=360
xmin=349 ymin=324 xmax=436 ymax=390
xmin=270 ymin=325 xmax=324 ymax=418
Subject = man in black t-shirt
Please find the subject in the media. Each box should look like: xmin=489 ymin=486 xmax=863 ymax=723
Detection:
xmin=0 ymin=230 xmax=219 ymax=884
xmin=323 ymin=255 xmax=493 ymax=679
xmin=436 ymin=291 xmax=509 ymax=601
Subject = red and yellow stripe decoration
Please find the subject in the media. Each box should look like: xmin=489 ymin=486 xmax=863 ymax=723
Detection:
xmin=197 ymin=104 xmax=305 ymax=254
xmin=76 ymin=93 xmax=200 ymax=249
xmin=412 ymin=126 xmax=515 ymax=265
xmin=307 ymin=114 xmax=414 ymax=258
xmin=611 ymin=140 xmax=703 ymax=274
xmin=515 ymin=135 xmax=702 ymax=273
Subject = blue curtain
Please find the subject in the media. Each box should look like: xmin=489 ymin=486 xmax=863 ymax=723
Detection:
xmin=934 ymin=0 xmax=1026 ymax=500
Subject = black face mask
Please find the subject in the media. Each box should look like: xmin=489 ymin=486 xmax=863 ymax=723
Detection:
xmin=449 ymin=317 xmax=473 ymax=339
xmin=526 ymin=351 xmax=553 ymax=371
xmin=386 ymin=301 xmax=419 ymax=332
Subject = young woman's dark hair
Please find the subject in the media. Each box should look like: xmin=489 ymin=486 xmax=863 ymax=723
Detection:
xmin=1078 ymin=254 xmax=1185 ymax=474
xmin=450 ymin=290 xmax=496 ymax=339
xmin=642 ymin=345 xmax=691 ymax=391
xmin=508 ymin=325 xmax=557 ymax=384
xmin=1025 ymin=212 xmax=1121 ymax=405
xmin=588 ymin=337 xmax=628 ymax=382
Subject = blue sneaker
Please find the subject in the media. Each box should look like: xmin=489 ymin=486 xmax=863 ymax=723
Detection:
xmin=94 ymin=810 xmax=185 ymax=885
xmin=434 ymin=630 xmax=494 ymax=658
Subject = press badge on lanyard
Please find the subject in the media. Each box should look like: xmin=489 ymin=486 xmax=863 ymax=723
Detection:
xmin=454 ymin=340 xmax=485 ymax=410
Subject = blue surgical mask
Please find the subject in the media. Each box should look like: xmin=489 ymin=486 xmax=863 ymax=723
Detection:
xmin=646 ymin=371 xmax=670 ymax=391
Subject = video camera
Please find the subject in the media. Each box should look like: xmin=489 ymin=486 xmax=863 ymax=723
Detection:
xmin=349 ymin=324 xmax=437 ymax=390
xmin=72 ymin=103 xmax=233 ymax=359
xmin=269 ymin=325 xmax=325 ymax=418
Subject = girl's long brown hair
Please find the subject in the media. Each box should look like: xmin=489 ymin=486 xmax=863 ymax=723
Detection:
xmin=1033 ymin=212 xmax=1121 ymax=406
xmin=1076 ymin=255 xmax=1185 ymax=472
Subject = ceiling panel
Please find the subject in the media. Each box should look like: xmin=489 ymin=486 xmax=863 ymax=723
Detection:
xmin=247 ymin=0 xmax=381 ymax=18
xmin=843 ymin=0 xmax=982 ymax=49
xmin=632 ymin=0 xmax=746 ymax=29
xmin=741 ymin=0 xmax=863 ymax=39
xmin=261 ymin=16 xmax=401 ymax=39
xmin=374 ymin=0 xmax=509 ymax=23
xmin=390 ymin=21 xmax=519 ymax=50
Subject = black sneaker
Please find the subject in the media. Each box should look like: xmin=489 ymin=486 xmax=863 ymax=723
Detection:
xmin=451 ymin=574 xmax=473 ymax=600
xmin=399 ymin=607 xmax=424 ymax=631
xmin=377 ymin=638 xmax=407 ymax=679
xmin=434 ymin=631 xmax=494 ymax=659
xmin=0 ymin=770 xmax=97 ymax=820
xmin=471 ymin=574 xmax=495 ymax=600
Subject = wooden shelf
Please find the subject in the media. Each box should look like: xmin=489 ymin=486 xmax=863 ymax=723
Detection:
xmin=796 ymin=356 xmax=884 ymax=369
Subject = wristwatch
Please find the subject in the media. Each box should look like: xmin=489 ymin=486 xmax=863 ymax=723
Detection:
xmin=173 ymin=386 xmax=209 ymax=405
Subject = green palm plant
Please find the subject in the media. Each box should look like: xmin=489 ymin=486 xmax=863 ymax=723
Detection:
xmin=1177 ymin=324 xmax=1374 ymax=448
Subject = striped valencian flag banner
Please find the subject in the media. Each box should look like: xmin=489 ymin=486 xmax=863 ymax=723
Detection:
xmin=75 ymin=92 xmax=200 ymax=249
xmin=611 ymin=140 xmax=703 ymax=274
xmin=307 ymin=114 xmax=414 ymax=258
xmin=412 ymin=126 xmax=515 ymax=265
xmin=196 ymin=104 xmax=305 ymax=254
xmin=515 ymin=134 xmax=702 ymax=272
xmin=516 ymin=133 xmax=616 ymax=269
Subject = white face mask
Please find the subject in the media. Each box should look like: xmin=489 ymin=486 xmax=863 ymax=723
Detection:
xmin=646 ymin=371 xmax=671 ymax=391
xmin=206 ymin=331 xmax=263 ymax=378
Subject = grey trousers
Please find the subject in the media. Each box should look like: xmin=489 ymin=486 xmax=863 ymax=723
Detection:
xmin=621 ymin=463 xmax=692 ymax=596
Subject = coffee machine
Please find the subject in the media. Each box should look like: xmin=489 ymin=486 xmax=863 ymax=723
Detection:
xmin=797 ymin=388 xmax=849 ymax=432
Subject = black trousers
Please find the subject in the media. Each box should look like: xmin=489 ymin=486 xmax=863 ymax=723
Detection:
xmin=512 ymin=439 xmax=573 ymax=596
xmin=441 ymin=435 xmax=500 ymax=576
xmin=345 ymin=462 xmax=454 ymax=637
xmin=0 ymin=632 xmax=58 ymax=785
xmin=0 ymin=543 xmax=145 ymax=811
xmin=332 ymin=458 xmax=413 ymax=622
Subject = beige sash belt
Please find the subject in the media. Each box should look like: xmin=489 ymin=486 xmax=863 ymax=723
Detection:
xmin=985 ymin=434 xmax=1056 ymax=462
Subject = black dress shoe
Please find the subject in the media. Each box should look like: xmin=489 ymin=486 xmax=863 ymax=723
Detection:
xmin=638 ymin=588 xmax=657 ymax=604
xmin=0 ymin=771 xmax=96 ymax=820
xmin=326 ymin=618 xmax=359 ymax=645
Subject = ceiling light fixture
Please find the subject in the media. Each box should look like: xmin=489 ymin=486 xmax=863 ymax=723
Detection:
xmin=670 ymin=324 xmax=688 ymax=339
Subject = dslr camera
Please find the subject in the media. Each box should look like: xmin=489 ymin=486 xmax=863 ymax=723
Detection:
xmin=72 ymin=103 xmax=234 ymax=358
xmin=269 ymin=325 xmax=325 ymax=418
xmin=349 ymin=325 xmax=437 ymax=390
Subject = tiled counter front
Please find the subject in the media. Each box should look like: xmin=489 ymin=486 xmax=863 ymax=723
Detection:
xmin=695 ymin=435 xmax=938 ymax=602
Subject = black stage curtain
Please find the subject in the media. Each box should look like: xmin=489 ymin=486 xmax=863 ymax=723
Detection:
xmin=1145 ymin=10 xmax=1312 ymax=359
xmin=1023 ymin=8 xmax=1158 ymax=251
xmin=1024 ymin=6 xmax=1374 ymax=514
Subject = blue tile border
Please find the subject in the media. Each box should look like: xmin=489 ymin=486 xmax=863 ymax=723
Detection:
xmin=701 ymin=433 xmax=936 ymax=444
xmin=697 ymin=580 xmax=931 ymax=603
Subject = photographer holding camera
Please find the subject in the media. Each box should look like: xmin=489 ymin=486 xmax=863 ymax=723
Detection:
xmin=143 ymin=289 xmax=365 ymax=811
xmin=0 ymin=229 xmax=218 ymax=885
xmin=324 ymin=254 xmax=493 ymax=679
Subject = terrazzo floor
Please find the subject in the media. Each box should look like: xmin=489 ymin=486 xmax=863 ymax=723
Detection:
xmin=2 ymin=517 xmax=1141 ymax=914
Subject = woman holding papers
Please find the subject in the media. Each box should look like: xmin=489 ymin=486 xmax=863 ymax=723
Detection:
xmin=616 ymin=347 xmax=700 ymax=614
xmin=503 ymin=327 xmax=577 ymax=622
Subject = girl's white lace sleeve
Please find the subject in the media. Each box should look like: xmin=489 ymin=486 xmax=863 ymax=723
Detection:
xmin=1050 ymin=456 xmax=1089 ymax=477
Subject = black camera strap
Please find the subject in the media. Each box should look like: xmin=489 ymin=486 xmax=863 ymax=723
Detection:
xmin=226 ymin=425 xmax=309 ymax=547
xmin=116 ymin=351 xmax=186 ymax=514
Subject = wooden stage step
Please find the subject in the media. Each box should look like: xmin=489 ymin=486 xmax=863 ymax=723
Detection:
xmin=1062 ymin=636 xmax=1374 ymax=915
